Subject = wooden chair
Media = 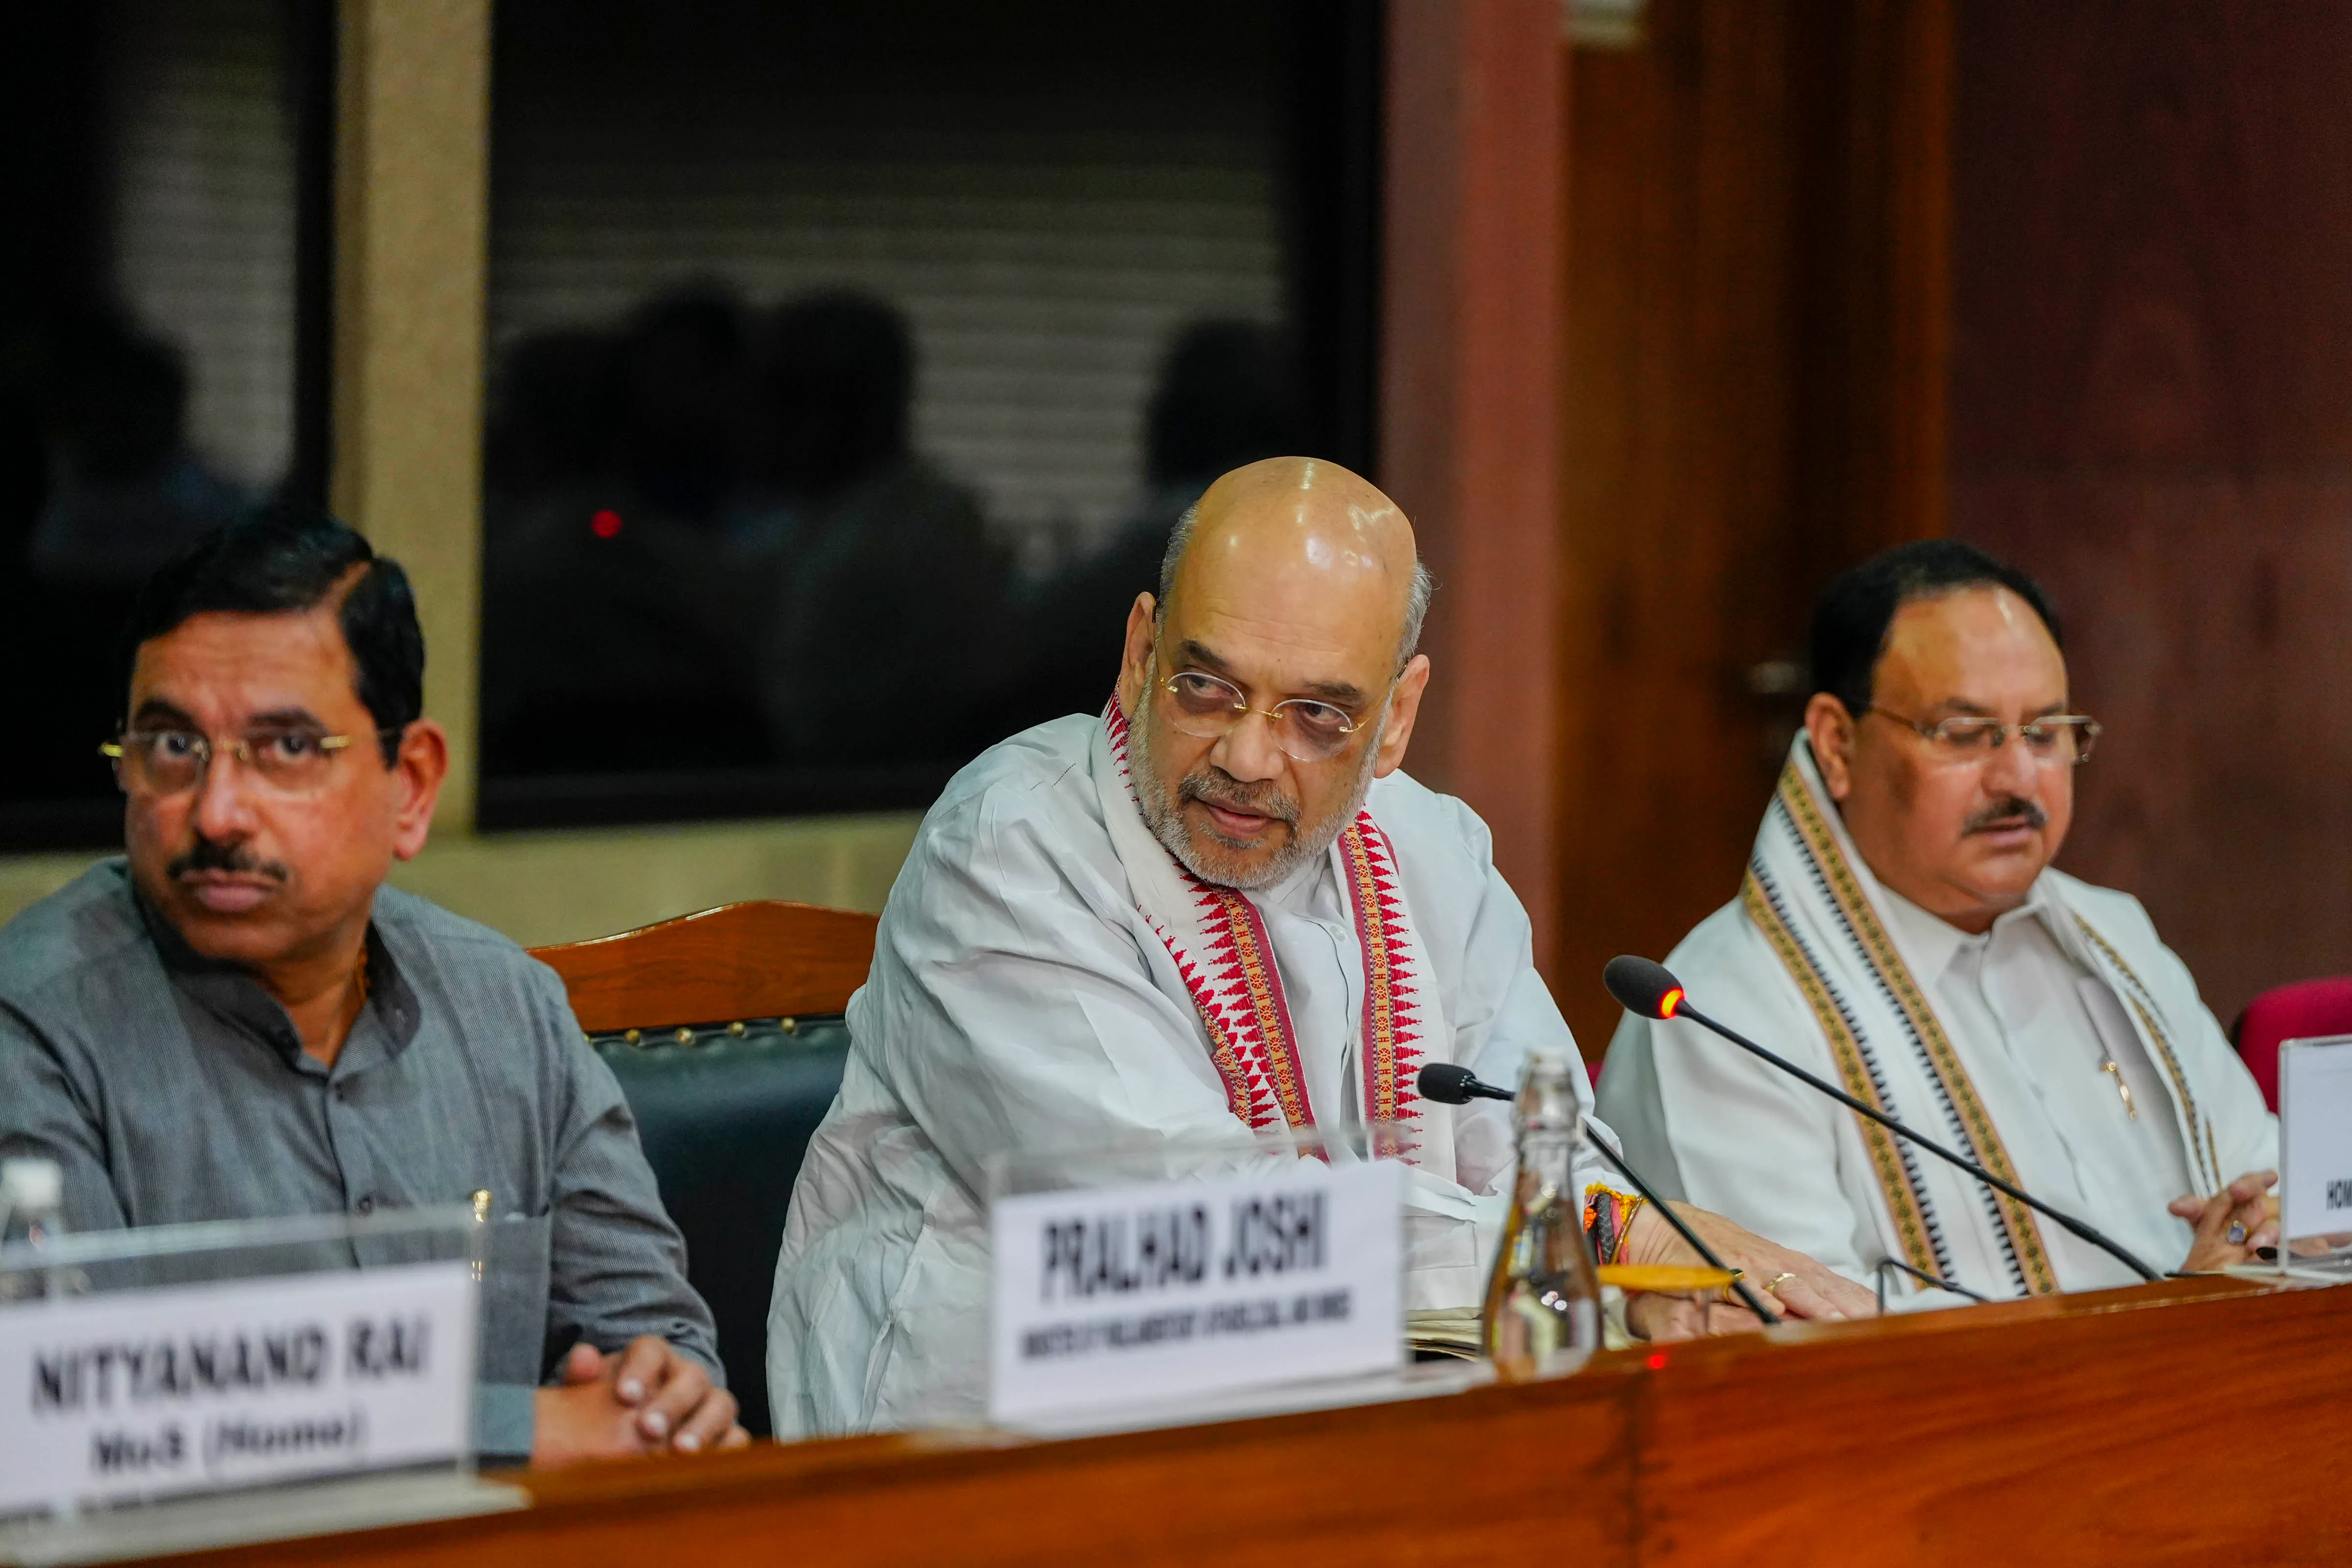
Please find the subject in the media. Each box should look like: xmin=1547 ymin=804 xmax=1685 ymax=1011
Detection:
xmin=530 ymin=900 xmax=879 ymax=1033
xmin=527 ymin=900 xmax=879 ymax=1439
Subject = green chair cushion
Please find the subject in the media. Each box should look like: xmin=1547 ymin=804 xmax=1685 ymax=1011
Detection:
xmin=593 ymin=1015 xmax=850 ymax=1439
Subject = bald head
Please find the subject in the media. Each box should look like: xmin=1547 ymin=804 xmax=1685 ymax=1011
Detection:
xmin=1117 ymin=455 xmax=1437 ymax=889
xmin=1157 ymin=457 xmax=1431 ymax=674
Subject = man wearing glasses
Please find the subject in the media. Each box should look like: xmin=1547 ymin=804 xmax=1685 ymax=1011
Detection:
xmin=0 ymin=513 xmax=743 ymax=1464
xmin=769 ymin=456 xmax=1875 ymax=1437
xmin=1598 ymin=541 xmax=2278 ymax=1305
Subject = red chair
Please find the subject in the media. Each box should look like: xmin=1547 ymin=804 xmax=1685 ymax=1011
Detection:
xmin=2229 ymin=978 xmax=2352 ymax=1113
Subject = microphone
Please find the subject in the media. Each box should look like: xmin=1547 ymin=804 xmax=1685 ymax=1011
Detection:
xmin=1417 ymin=1062 xmax=1513 ymax=1103
xmin=1602 ymin=956 xmax=2164 ymax=1285
xmin=1415 ymin=1062 xmax=1781 ymax=1324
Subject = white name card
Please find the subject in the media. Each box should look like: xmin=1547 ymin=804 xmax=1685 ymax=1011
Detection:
xmin=2279 ymin=1034 xmax=2352 ymax=1243
xmin=0 ymin=1262 xmax=477 ymax=1515
xmin=988 ymin=1157 xmax=1402 ymax=1426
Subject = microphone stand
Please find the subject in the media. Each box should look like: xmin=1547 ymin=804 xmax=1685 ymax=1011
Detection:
xmin=1671 ymin=998 xmax=2164 ymax=1284
xmin=1873 ymin=1256 xmax=1988 ymax=1315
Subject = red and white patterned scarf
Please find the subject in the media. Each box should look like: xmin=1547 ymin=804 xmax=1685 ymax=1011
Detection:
xmin=1094 ymin=698 xmax=1454 ymax=1172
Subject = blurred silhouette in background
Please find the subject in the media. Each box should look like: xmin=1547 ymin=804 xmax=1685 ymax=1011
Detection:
xmin=5 ymin=308 xmax=252 ymax=806
xmin=478 ymin=297 xmax=1302 ymax=783
xmin=741 ymin=291 xmax=1008 ymax=765
xmin=32 ymin=310 xmax=246 ymax=586
xmin=481 ymin=287 xmax=770 ymax=776
xmin=481 ymin=287 xmax=1016 ymax=776
xmin=1012 ymin=319 xmax=1304 ymax=725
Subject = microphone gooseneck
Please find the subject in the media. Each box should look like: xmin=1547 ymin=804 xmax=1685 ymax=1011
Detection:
xmin=1414 ymin=1062 xmax=1782 ymax=1326
xmin=1608 ymin=956 xmax=2165 ymax=1285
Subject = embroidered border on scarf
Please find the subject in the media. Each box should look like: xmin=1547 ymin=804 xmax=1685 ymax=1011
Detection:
xmin=1200 ymin=886 xmax=1314 ymax=1131
xmin=1340 ymin=815 xmax=1425 ymax=1149
xmin=2071 ymin=915 xmax=2222 ymax=1194
xmin=1106 ymin=698 xmax=1423 ymax=1148
xmin=1768 ymin=763 xmax=2060 ymax=1297
xmin=1741 ymin=865 xmax=1946 ymax=1282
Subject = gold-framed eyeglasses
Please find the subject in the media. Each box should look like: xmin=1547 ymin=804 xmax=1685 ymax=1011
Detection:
xmin=1866 ymin=708 xmax=2100 ymax=766
xmin=1156 ymin=665 xmax=1372 ymax=763
xmin=100 ymin=726 xmax=395 ymax=797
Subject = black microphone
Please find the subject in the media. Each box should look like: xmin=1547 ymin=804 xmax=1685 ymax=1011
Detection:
xmin=1417 ymin=1062 xmax=1513 ymax=1103
xmin=1602 ymin=955 xmax=2164 ymax=1284
xmin=1415 ymin=1061 xmax=1782 ymax=1324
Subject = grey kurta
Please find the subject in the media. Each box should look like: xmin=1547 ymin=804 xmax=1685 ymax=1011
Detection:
xmin=0 ymin=860 xmax=719 ymax=1457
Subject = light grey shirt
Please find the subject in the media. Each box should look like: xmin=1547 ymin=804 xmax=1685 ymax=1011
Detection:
xmin=0 ymin=860 xmax=719 ymax=1458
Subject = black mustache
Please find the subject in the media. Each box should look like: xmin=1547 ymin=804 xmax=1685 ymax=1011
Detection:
xmin=168 ymin=835 xmax=291 ymax=882
xmin=1181 ymin=771 xmax=1300 ymax=828
xmin=1965 ymin=796 xmax=2049 ymax=834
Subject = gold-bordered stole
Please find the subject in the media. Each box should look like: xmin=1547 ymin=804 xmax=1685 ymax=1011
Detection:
xmin=1741 ymin=871 xmax=1942 ymax=1281
xmin=1339 ymin=816 xmax=1423 ymax=1135
xmin=2070 ymin=914 xmax=2223 ymax=1194
xmin=1775 ymin=768 xmax=2062 ymax=1297
xmin=1201 ymin=886 xmax=1316 ymax=1133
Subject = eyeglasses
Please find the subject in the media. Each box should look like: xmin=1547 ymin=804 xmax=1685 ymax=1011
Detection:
xmin=100 ymin=727 xmax=395 ymax=797
xmin=1155 ymin=664 xmax=1372 ymax=763
xmin=1866 ymin=708 xmax=2101 ymax=766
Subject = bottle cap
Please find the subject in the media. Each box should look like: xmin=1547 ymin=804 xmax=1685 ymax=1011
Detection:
xmin=0 ymin=1157 xmax=63 ymax=1212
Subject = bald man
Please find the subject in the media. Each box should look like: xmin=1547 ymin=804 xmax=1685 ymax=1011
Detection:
xmin=767 ymin=458 xmax=1867 ymax=1436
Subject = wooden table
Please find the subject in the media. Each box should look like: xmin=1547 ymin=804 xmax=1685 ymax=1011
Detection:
xmin=150 ymin=1276 xmax=2352 ymax=1566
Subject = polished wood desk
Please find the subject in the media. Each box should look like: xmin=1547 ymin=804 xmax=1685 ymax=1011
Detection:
xmin=155 ymin=1277 xmax=2351 ymax=1567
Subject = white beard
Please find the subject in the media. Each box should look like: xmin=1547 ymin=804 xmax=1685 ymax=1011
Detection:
xmin=1127 ymin=704 xmax=1382 ymax=892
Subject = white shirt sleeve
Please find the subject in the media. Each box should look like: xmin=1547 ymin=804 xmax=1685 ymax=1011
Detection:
xmin=1385 ymin=780 xmax=1613 ymax=1205
xmin=1597 ymin=911 xmax=1896 ymax=1288
xmin=851 ymin=785 xmax=1254 ymax=1195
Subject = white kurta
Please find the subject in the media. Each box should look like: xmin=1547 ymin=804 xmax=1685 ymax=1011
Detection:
xmin=1599 ymin=864 xmax=2276 ymax=1305
xmin=768 ymin=713 xmax=1605 ymax=1436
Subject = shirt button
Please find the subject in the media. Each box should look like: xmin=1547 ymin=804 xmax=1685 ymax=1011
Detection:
xmin=354 ymin=1195 xmax=375 ymax=1216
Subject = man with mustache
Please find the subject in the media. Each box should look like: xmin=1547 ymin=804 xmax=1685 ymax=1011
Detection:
xmin=768 ymin=456 xmax=1873 ymax=1437
xmin=0 ymin=513 xmax=743 ymax=1464
xmin=1598 ymin=541 xmax=2278 ymax=1303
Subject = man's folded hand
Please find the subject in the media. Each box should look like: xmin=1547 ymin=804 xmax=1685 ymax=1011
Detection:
xmin=531 ymin=1338 xmax=750 ymax=1469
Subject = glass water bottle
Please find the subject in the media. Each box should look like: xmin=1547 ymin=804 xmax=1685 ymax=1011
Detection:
xmin=0 ymin=1156 xmax=66 ymax=1303
xmin=1481 ymin=1052 xmax=1603 ymax=1378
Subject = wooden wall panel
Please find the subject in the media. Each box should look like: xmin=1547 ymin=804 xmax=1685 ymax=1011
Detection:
xmin=1951 ymin=1 xmax=2352 ymax=1026
xmin=1554 ymin=0 xmax=1804 ymax=1049
xmin=1553 ymin=0 xmax=1949 ymax=1053
xmin=1382 ymin=0 xmax=1568 ymax=979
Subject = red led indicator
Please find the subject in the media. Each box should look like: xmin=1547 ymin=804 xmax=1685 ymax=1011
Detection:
xmin=1658 ymin=986 xmax=1685 ymax=1020
xmin=590 ymin=509 xmax=624 ymax=539
xmin=1646 ymin=1351 xmax=1667 ymax=1371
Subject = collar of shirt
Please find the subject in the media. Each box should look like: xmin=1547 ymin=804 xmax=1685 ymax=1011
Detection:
xmin=1873 ymin=875 xmax=2070 ymax=988
xmin=133 ymin=889 xmax=424 ymax=1073
xmin=1259 ymin=835 xmax=1347 ymax=924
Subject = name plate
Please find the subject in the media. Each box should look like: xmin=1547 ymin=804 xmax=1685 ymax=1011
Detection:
xmin=988 ymin=1158 xmax=1402 ymax=1425
xmin=0 ymin=1262 xmax=477 ymax=1515
xmin=2279 ymin=1034 xmax=2352 ymax=1243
